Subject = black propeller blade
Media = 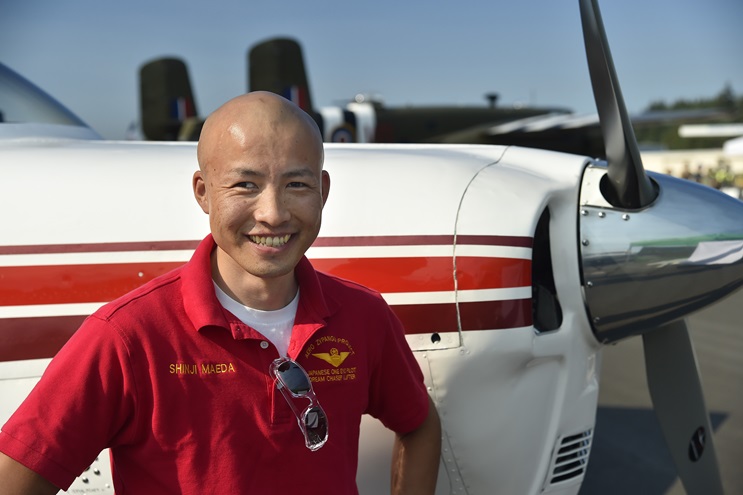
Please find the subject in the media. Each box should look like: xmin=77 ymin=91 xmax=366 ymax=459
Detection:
xmin=580 ymin=0 xmax=657 ymax=209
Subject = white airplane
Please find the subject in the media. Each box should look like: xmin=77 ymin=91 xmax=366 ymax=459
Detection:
xmin=1 ymin=1 xmax=741 ymax=494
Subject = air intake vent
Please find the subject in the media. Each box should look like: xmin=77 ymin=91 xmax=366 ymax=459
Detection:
xmin=543 ymin=429 xmax=593 ymax=490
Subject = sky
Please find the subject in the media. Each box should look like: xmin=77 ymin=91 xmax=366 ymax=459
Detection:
xmin=1 ymin=0 xmax=741 ymax=140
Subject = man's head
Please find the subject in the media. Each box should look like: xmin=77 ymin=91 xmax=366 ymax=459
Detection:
xmin=193 ymin=91 xmax=329 ymax=308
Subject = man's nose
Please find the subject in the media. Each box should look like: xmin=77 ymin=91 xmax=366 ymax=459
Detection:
xmin=254 ymin=187 xmax=291 ymax=225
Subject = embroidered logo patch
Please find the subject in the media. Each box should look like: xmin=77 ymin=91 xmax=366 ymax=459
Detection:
xmin=304 ymin=335 xmax=356 ymax=383
xmin=313 ymin=348 xmax=351 ymax=368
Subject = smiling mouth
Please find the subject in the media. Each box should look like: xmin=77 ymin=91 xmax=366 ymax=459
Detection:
xmin=249 ymin=234 xmax=291 ymax=247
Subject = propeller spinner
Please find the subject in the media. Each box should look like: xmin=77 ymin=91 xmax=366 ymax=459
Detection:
xmin=578 ymin=0 xmax=742 ymax=493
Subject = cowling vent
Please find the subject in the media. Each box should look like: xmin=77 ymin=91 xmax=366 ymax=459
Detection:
xmin=543 ymin=429 xmax=593 ymax=490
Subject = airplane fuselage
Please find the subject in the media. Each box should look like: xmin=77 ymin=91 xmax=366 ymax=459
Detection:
xmin=0 ymin=133 xmax=601 ymax=494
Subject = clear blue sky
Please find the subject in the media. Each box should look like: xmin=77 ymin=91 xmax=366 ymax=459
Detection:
xmin=1 ymin=0 xmax=741 ymax=139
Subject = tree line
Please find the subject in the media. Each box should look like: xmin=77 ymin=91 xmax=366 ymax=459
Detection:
xmin=635 ymin=84 xmax=742 ymax=150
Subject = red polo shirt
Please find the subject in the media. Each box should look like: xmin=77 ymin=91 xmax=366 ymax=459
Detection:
xmin=0 ymin=235 xmax=429 ymax=494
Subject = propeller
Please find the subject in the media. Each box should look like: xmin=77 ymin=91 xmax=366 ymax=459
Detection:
xmin=643 ymin=320 xmax=723 ymax=494
xmin=580 ymin=0 xmax=656 ymax=209
xmin=578 ymin=0 xmax=735 ymax=492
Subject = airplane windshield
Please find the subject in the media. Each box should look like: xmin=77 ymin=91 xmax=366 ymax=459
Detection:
xmin=0 ymin=63 xmax=89 ymax=127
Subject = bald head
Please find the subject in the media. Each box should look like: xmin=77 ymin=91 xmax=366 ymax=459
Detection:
xmin=197 ymin=91 xmax=323 ymax=173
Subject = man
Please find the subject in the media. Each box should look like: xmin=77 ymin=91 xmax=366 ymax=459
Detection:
xmin=0 ymin=92 xmax=440 ymax=494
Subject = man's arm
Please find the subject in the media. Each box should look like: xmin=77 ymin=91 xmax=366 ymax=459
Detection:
xmin=390 ymin=395 xmax=441 ymax=495
xmin=0 ymin=451 xmax=60 ymax=495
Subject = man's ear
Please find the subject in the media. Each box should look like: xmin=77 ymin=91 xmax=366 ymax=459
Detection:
xmin=193 ymin=170 xmax=209 ymax=214
xmin=321 ymin=170 xmax=331 ymax=208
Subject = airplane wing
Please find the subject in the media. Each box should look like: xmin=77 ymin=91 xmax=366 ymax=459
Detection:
xmin=429 ymin=112 xmax=606 ymax=157
xmin=474 ymin=108 xmax=734 ymax=158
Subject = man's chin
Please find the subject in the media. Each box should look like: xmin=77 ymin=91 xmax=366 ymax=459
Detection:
xmin=246 ymin=259 xmax=298 ymax=280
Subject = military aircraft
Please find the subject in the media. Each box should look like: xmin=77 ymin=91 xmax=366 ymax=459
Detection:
xmin=140 ymin=41 xmax=597 ymax=154
xmin=139 ymin=40 xmax=575 ymax=147
xmin=2 ymin=0 xmax=742 ymax=493
xmin=140 ymin=34 xmax=733 ymax=160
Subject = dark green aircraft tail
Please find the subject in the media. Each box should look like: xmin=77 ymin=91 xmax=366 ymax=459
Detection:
xmin=139 ymin=58 xmax=200 ymax=141
xmin=138 ymin=39 xmax=315 ymax=142
xmin=248 ymin=38 xmax=314 ymax=114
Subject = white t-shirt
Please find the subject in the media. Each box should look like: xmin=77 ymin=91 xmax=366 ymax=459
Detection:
xmin=213 ymin=282 xmax=299 ymax=357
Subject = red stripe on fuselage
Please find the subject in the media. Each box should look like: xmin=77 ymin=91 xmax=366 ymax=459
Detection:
xmin=310 ymin=257 xmax=530 ymax=293
xmin=0 ymin=315 xmax=86 ymax=362
xmin=0 ymin=235 xmax=531 ymax=255
xmin=0 ymin=263 xmax=186 ymax=306
xmin=0 ymin=299 xmax=532 ymax=362
xmin=0 ymin=240 xmax=200 ymax=255
xmin=312 ymin=234 xmax=532 ymax=248
xmin=0 ymin=235 xmax=533 ymax=361
xmin=394 ymin=299 xmax=532 ymax=334
xmin=1 ymin=258 xmax=529 ymax=307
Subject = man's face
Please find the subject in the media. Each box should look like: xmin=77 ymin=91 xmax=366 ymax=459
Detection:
xmin=194 ymin=110 xmax=328 ymax=293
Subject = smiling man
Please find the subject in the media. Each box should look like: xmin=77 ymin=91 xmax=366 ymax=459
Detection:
xmin=193 ymin=91 xmax=328 ymax=311
xmin=0 ymin=92 xmax=440 ymax=494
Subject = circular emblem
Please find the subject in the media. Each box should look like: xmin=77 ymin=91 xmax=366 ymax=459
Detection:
xmin=330 ymin=124 xmax=356 ymax=143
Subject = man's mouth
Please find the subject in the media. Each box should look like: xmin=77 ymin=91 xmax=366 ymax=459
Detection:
xmin=249 ymin=234 xmax=291 ymax=248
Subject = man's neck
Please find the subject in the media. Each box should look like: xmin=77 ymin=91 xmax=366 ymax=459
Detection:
xmin=211 ymin=251 xmax=298 ymax=311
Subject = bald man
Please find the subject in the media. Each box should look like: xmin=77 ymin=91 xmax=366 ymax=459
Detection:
xmin=0 ymin=92 xmax=440 ymax=494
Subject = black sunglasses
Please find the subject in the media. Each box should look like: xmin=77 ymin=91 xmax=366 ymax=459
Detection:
xmin=270 ymin=357 xmax=329 ymax=451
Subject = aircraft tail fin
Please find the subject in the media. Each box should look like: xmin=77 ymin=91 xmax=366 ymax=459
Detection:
xmin=139 ymin=57 xmax=199 ymax=141
xmin=248 ymin=37 xmax=314 ymax=114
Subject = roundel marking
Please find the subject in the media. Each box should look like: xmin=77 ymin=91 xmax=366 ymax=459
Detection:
xmin=330 ymin=124 xmax=356 ymax=143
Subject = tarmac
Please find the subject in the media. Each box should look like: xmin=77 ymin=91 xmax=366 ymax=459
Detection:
xmin=579 ymin=288 xmax=743 ymax=494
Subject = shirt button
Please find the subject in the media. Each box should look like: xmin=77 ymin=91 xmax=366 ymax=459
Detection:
xmin=260 ymin=341 xmax=269 ymax=349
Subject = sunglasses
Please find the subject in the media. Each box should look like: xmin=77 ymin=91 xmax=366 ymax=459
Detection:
xmin=270 ymin=357 xmax=329 ymax=451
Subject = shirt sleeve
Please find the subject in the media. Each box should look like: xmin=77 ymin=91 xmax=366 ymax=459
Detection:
xmin=0 ymin=314 xmax=137 ymax=490
xmin=365 ymin=301 xmax=430 ymax=435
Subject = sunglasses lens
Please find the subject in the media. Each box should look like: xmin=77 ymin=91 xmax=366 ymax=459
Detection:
xmin=304 ymin=406 xmax=329 ymax=448
xmin=277 ymin=361 xmax=312 ymax=395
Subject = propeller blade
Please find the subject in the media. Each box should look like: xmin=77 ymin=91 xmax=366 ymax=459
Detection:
xmin=642 ymin=319 xmax=723 ymax=494
xmin=579 ymin=0 xmax=656 ymax=209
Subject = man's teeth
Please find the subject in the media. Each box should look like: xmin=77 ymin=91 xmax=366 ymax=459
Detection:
xmin=250 ymin=235 xmax=291 ymax=247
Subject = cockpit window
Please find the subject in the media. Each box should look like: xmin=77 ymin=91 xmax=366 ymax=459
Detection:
xmin=0 ymin=63 xmax=88 ymax=127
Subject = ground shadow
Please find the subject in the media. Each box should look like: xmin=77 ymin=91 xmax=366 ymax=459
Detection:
xmin=579 ymin=406 xmax=727 ymax=494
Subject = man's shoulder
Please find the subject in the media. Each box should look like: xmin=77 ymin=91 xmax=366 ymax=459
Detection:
xmin=93 ymin=265 xmax=186 ymax=323
xmin=315 ymin=270 xmax=383 ymax=299
xmin=313 ymin=269 xmax=393 ymax=316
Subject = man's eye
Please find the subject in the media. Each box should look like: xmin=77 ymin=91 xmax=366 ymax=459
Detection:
xmin=287 ymin=182 xmax=307 ymax=188
xmin=235 ymin=182 xmax=258 ymax=189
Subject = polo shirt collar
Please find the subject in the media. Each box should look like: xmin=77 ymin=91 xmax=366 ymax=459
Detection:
xmin=181 ymin=235 xmax=334 ymax=344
